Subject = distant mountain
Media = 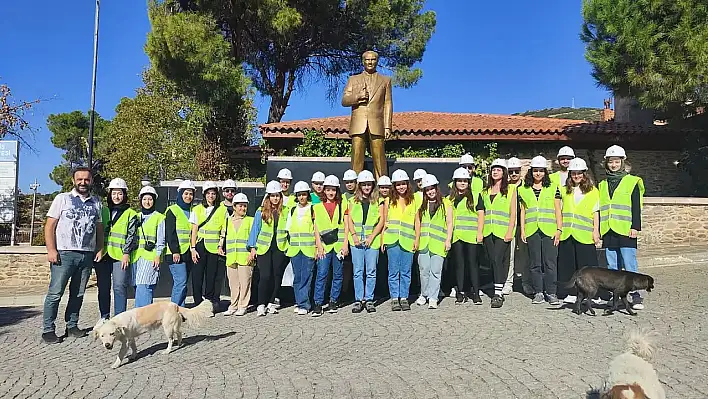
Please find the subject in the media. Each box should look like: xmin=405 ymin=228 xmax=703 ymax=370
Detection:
xmin=513 ymin=107 xmax=602 ymax=122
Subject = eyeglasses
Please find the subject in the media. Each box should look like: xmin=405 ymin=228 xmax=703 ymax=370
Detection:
xmin=223 ymin=189 xmax=236 ymax=193
xmin=508 ymin=170 xmax=520 ymax=175
xmin=464 ymin=165 xmax=475 ymax=169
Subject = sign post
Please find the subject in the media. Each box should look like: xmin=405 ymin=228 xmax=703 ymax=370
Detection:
xmin=0 ymin=141 xmax=19 ymax=245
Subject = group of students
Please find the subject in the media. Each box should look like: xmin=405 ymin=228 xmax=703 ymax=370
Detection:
xmin=95 ymin=143 xmax=645 ymax=321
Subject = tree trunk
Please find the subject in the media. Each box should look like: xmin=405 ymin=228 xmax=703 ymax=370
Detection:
xmin=266 ymin=69 xmax=297 ymax=123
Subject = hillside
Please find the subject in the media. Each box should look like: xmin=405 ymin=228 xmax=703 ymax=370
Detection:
xmin=513 ymin=107 xmax=602 ymax=122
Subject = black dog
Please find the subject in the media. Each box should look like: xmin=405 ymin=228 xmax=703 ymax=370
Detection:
xmin=565 ymin=267 xmax=655 ymax=316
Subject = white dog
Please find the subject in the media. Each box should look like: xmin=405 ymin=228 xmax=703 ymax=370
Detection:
xmin=92 ymin=300 xmax=213 ymax=368
xmin=601 ymin=330 xmax=666 ymax=399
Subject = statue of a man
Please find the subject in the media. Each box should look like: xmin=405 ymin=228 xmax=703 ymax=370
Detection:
xmin=341 ymin=50 xmax=392 ymax=179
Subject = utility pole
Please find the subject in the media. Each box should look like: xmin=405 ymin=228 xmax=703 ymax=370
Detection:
xmin=87 ymin=0 xmax=100 ymax=169
xmin=29 ymin=179 xmax=40 ymax=245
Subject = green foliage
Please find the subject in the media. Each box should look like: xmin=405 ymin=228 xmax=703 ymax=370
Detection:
xmin=514 ymin=107 xmax=602 ymax=122
xmin=293 ymin=129 xmax=351 ymax=157
xmin=167 ymin=0 xmax=436 ymax=122
xmin=581 ymin=0 xmax=708 ymax=115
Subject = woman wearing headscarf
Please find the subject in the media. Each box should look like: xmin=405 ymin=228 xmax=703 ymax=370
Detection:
xmin=131 ymin=185 xmax=165 ymax=307
xmin=165 ymin=180 xmax=196 ymax=306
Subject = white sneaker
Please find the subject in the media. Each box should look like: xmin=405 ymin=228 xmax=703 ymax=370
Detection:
xmin=274 ymin=298 xmax=281 ymax=309
xmin=415 ymin=296 xmax=427 ymax=306
xmin=592 ymin=298 xmax=608 ymax=305
xmin=501 ymin=285 xmax=513 ymax=296
xmin=223 ymin=308 xmax=237 ymax=316
xmin=256 ymin=305 xmax=267 ymax=316
xmin=267 ymin=303 xmax=279 ymax=314
xmin=449 ymin=287 xmax=457 ymax=298
xmin=632 ymin=303 xmax=645 ymax=310
xmin=297 ymin=308 xmax=308 ymax=315
xmin=235 ymin=308 xmax=247 ymax=316
xmin=293 ymin=306 xmax=300 ymax=313
xmin=428 ymin=299 xmax=438 ymax=309
xmin=563 ymin=295 xmax=577 ymax=304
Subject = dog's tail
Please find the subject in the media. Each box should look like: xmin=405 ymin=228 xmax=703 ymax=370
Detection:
xmin=177 ymin=301 xmax=213 ymax=328
xmin=562 ymin=269 xmax=581 ymax=289
xmin=626 ymin=329 xmax=657 ymax=362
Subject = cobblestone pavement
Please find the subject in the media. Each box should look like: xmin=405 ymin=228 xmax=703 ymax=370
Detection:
xmin=1 ymin=263 xmax=707 ymax=399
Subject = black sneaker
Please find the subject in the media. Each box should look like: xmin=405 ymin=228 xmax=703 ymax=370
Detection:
xmin=352 ymin=302 xmax=364 ymax=313
xmin=472 ymin=292 xmax=483 ymax=305
xmin=311 ymin=304 xmax=323 ymax=317
xmin=391 ymin=298 xmax=402 ymax=311
xmin=365 ymin=301 xmax=376 ymax=313
xmin=455 ymin=292 xmax=465 ymax=304
xmin=42 ymin=332 xmax=63 ymax=344
xmin=66 ymin=326 xmax=87 ymax=338
xmin=490 ymin=295 xmax=504 ymax=308
xmin=400 ymin=298 xmax=411 ymax=311
xmin=327 ymin=301 xmax=338 ymax=313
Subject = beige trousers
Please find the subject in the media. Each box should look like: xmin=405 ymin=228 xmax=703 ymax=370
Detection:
xmin=226 ymin=265 xmax=254 ymax=310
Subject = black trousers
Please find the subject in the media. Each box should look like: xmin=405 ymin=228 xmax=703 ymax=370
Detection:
xmin=557 ymin=237 xmax=599 ymax=297
xmin=483 ymin=235 xmax=511 ymax=291
xmin=192 ymin=240 xmax=225 ymax=305
xmin=256 ymin=247 xmax=289 ymax=306
xmin=451 ymin=240 xmax=480 ymax=294
xmin=526 ymin=231 xmax=558 ymax=295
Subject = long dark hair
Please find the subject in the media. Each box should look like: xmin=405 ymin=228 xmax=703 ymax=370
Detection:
xmin=565 ymin=171 xmax=596 ymax=195
xmin=524 ymin=168 xmax=551 ymax=188
xmin=391 ymin=181 xmax=414 ymax=207
xmin=323 ymin=186 xmax=342 ymax=204
xmin=485 ymin=167 xmax=509 ymax=196
xmin=418 ymin=185 xmax=444 ymax=219
xmin=202 ymin=189 xmax=221 ymax=207
xmin=448 ymin=180 xmax=475 ymax=211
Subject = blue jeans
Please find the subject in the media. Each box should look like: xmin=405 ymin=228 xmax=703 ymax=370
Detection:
xmin=291 ymin=253 xmax=315 ymax=311
xmin=418 ymin=250 xmax=444 ymax=300
xmin=605 ymin=247 xmax=638 ymax=273
xmin=314 ymin=250 xmax=343 ymax=305
xmin=352 ymin=245 xmax=378 ymax=301
xmin=135 ymin=284 xmax=156 ymax=308
xmin=386 ymin=243 xmax=413 ymax=299
xmin=94 ymin=258 xmax=129 ymax=319
xmin=169 ymin=255 xmax=191 ymax=306
xmin=43 ymin=251 xmax=93 ymax=333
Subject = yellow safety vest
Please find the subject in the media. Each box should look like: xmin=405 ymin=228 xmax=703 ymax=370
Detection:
xmin=132 ymin=212 xmax=165 ymax=262
xmin=517 ymin=184 xmax=559 ymax=238
xmin=106 ymin=208 xmax=138 ymax=260
xmin=549 ymin=171 xmax=568 ymax=188
xmin=599 ymin=175 xmax=644 ymax=236
xmin=348 ymin=198 xmax=381 ymax=250
xmin=451 ymin=195 xmax=479 ymax=244
xmin=383 ymin=199 xmax=417 ymax=252
xmin=255 ymin=208 xmax=289 ymax=256
xmin=225 ymin=216 xmax=253 ymax=266
xmin=313 ymin=201 xmax=347 ymax=253
xmin=419 ymin=202 xmax=449 ymax=257
xmin=286 ymin=205 xmax=316 ymax=258
xmin=165 ymin=204 xmax=192 ymax=255
xmin=560 ymin=187 xmax=599 ymax=245
xmin=194 ymin=205 xmax=227 ymax=254
xmin=482 ymin=190 xmax=516 ymax=238
xmin=414 ymin=191 xmax=423 ymax=209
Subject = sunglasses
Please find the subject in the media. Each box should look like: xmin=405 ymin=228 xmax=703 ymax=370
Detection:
xmin=223 ymin=189 xmax=236 ymax=193
xmin=508 ymin=170 xmax=520 ymax=175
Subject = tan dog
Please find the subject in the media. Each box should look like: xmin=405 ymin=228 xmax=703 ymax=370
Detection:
xmin=92 ymin=300 xmax=213 ymax=368
xmin=601 ymin=330 xmax=665 ymax=399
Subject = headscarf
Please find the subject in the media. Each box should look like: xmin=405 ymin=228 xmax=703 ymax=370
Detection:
xmin=140 ymin=193 xmax=156 ymax=216
xmin=176 ymin=188 xmax=193 ymax=211
xmin=108 ymin=189 xmax=129 ymax=211
xmin=605 ymin=159 xmax=628 ymax=194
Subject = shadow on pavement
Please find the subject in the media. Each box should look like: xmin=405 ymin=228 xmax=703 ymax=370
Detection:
xmin=133 ymin=331 xmax=236 ymax=360
xmin=0 ymin=306 xmax=41 ymax=328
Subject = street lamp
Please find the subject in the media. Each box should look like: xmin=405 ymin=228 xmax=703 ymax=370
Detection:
xmin=141 ymin=175 xmax=151 ymax=187
xmin=29 ymin=179 xmax=40 ymax=245
xmin=87 ymin=0 xmax=100 ymax=168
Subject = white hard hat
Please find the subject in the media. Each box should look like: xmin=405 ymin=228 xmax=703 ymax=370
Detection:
xmin=311 ymin=171 xmax=326 ymax=182
xmin=343 ymin=169 xmax=358 ymax=181
xmin=293 ymin=181 xmax=310 ymax=193
xmin=139 ymin=185 xmax=158 ymax=198
xmin=222 ymin=179 xmax=237 ymax=190
xmin=323 ymin=175 xmax=340 ymax=187
xmin=452 ymin=167 xmax=470 ymax=180
xmin=568 ymin=158 xmax=589 ymax=171
xmin=530 ymin=156 xmax=548 ymax=169
xmin=507 ymin=157 xmax=522 ymax=169
xmin=391 ymin=169 xmax=410 ymax=183
xmin=377 ymin=175 xmax=392 ymax=186
xmin=459 ymin=153 xmax=475 ymax=165
xmin=413 ymin=168 xmax=427 ymax=180
xmin=107 ymin=178 xmax=128 ymax=190
xmin=202 ymin=181 xmax=218 ymax=194
xmin=357 ymin=170 xmax=375 ymax=183
xmin=490 ymin=159 xmax=507 ymax=169
xmin=233 ymin=193 xmax=248 ymax=203
xmin=177 ymin=180 xmax=196 ymax=191
xmin=557 ymin=146 xmax=575 ymax=158
xmin=265 ymin=180 xmax=282 ymax=194
xmin=604 ymin=145 xmax=626 ymax=159
xmin=421 ymin=174 xmax=439 ymax=189
xmin=277 ymin=168 xmax=293 ymax=180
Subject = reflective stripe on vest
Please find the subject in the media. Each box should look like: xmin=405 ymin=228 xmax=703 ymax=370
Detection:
xmin=255 ymin=209 xmax=289 ymax=256
xmin=195 ymin=205 xmax=227 ymax=254
xmin=225 ymin=216 xmax=253 ymax=266
xmin=452 ymin=196 xmax=478 ymax=244
xmin=482 ymin=191 xmax=515 ymax=239
xmin=517 ymin=184 xmax=558 ymax=238
xmin=383 ymin=200 xmax=416 ymax=252
xmin=132 ymin=212 xmax=165 ymax=262
xmin=599 ymin=175 xmax=644 ymax=237
xmin=166 ymin=204 xmax=192 ymax=255
xmin=420 ymin=205 xmax=448 ymax=256
xmin=313 ymin=201 xmax=347 ymax=253
xmin=107 ymin=209 xmax=137 ymax=260
xmin=348 ymin=198 xmax=381 ymax=250
xmin=560 ymin=188 xmax=599 ymax=245
xmin=286 ymin=206 xmax=316 ymax=258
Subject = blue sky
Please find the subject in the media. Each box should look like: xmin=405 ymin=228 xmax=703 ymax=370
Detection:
xmin=3 ymin=0 xmax=608 ymax=193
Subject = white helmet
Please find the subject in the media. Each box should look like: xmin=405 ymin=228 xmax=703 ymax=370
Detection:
xmin=139 ymin=185 xmax=158 ymax=198
xmin=177 ymin=180 xmax=196 ymax=191
xmin=604 ymin=145 xmax=626 ymax=159
xmin=452 ymin=167 xmax=470 ymax=180
xmin=357 ymin=170 xmax=375 ymax=183
xmin=530 ymin=156 xmax=548 ymax=169
xmin=233 ymin=193 xmax=248 ymax=203
xmin=202 ymin=181 xmax=218 ymax=194
xmin=391 ymin=169 xmax=410 ymax=183
xmin=377 ymin=175 xmax=392 ymax=186
xmin=557 ymin=146 xmax=575 ymax=158
xmin=490 ymin=158 xmax=507 ymax=169
xmin=343 ymin=169 xmax=358 ymax=181
xmin=568 ymin=158 xmax=589 ymax=171
xmin=459 ymin=153 xmax=475 ymax=165
xmin=421 ymin=174 xmax=439 ymax=189
xmin=311 ymin=171 xmax=326 ymax=182
xmin=265 ymin=180 xmax=281 ymax=194
xmin=277 ymin=168 xmax=293 ymax=180
xmin=413 ymin=168 xmax=427 ymax=180
xmin=507 ymin=157 xmax=522 ymax=169
xmin=323 ymin=175 xmax=340 ymax=187
xmin=107 ymin=178 xmax=128 ymax=190
xmin=222 ymin=179 xmax=237 ymax=190
xmin=293 ymin=181 xmax=310 ymax=193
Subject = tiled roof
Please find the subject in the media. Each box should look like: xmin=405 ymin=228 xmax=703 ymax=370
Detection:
xmin=259 ymin=111 xmax=698 ymax=141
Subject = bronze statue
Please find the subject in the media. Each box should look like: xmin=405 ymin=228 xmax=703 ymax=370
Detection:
xmin=341 ymin=50 xmax=392 ymax=179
